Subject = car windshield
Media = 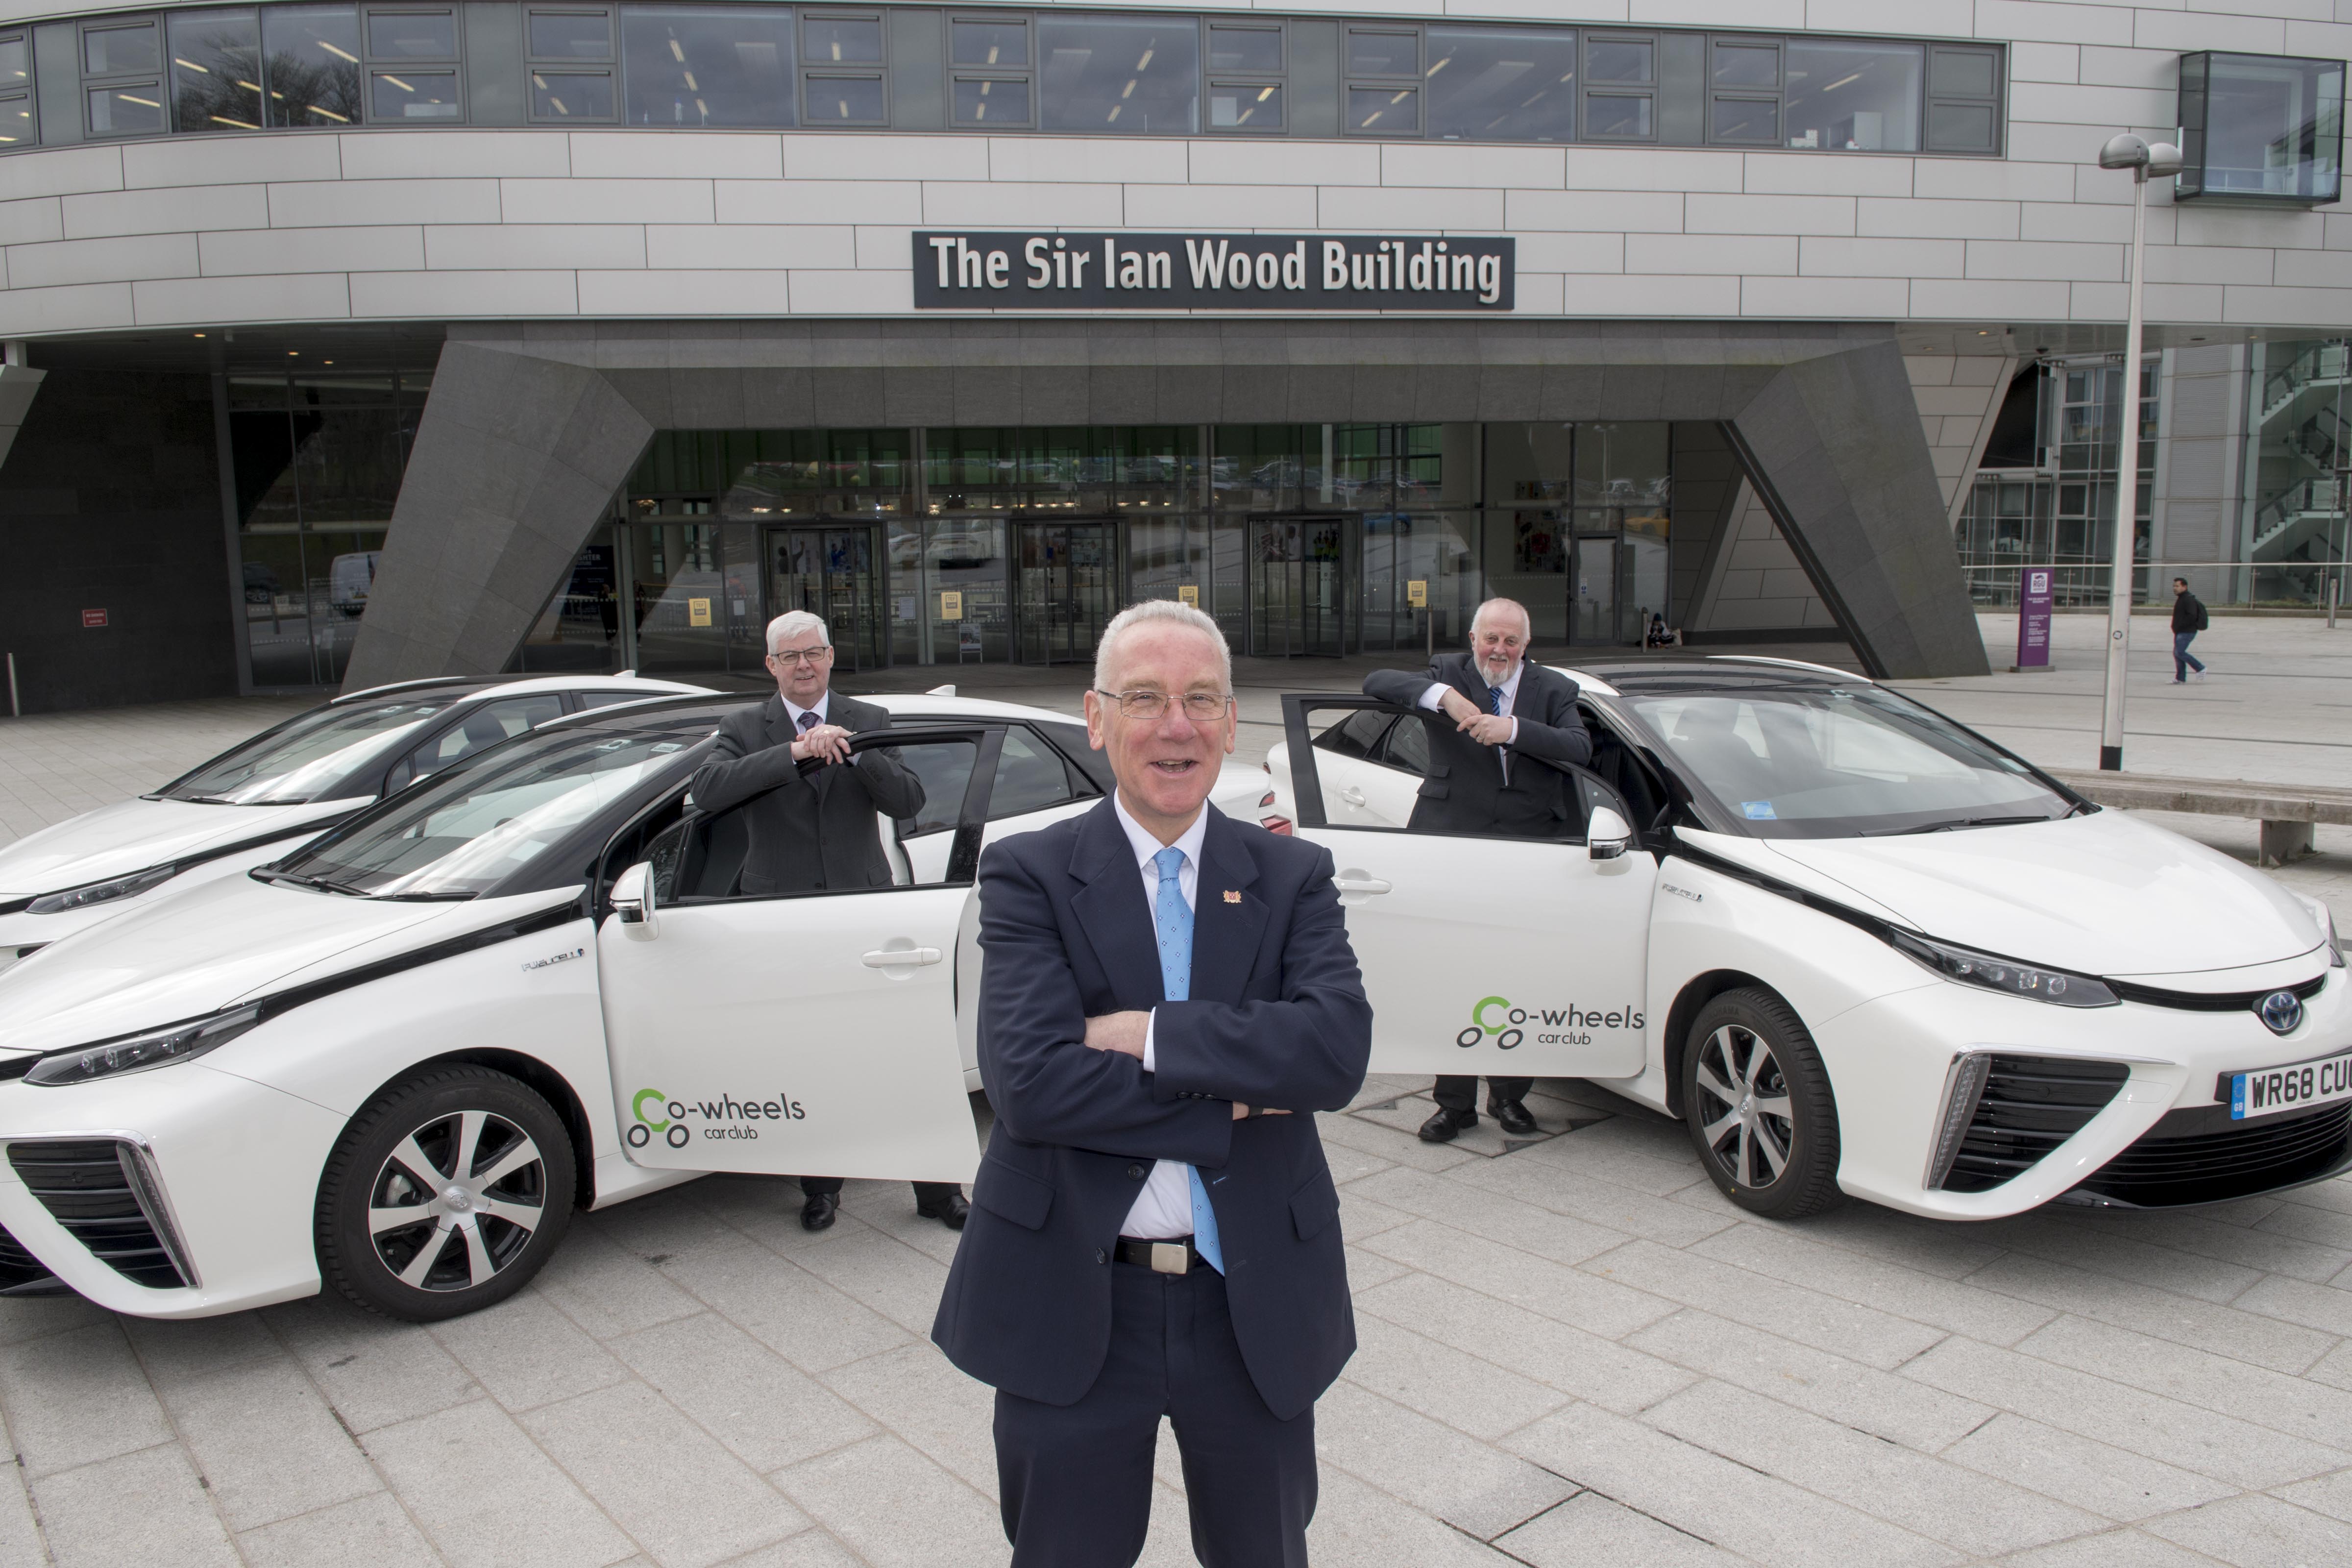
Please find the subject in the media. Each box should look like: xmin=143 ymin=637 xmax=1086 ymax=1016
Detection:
xmin=1627 ymin=684 xmax=2073 ymax=839
xmin=158 ymin=696 xmax=464 ymax=804
xmin=278 ymin=725 xmax=700 ymax=898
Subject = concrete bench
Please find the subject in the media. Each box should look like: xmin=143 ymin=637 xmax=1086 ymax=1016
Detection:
xmin=2046 ymin=769 xmax=2352 ymax=866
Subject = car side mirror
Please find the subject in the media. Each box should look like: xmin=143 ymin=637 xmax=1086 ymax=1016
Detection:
xmin=611 ymin=860 xmax=659 ymax=937
xmin=1588 ymin=806 xmax=1633 ymax=861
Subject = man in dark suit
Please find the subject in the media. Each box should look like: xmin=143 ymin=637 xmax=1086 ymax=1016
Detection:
xmin=1363 ymin=597 xmax=1593 ymax=1144
xmin=689 ymin=609 xmax=968 ymax=1232
xmin=933 ymin=599 xmax=1372 ymax=1568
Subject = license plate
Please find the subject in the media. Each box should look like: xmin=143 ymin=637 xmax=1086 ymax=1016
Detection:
xmin=2230 ymin=1049 xmax=2352 ymax=1120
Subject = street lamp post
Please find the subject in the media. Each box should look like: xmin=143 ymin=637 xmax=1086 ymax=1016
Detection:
xmin=2094 ymin=132 xmax=2182 ymax=772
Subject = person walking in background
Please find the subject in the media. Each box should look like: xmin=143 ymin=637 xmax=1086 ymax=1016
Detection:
xmin=2171 ymin=576 xmax=2209 ymax=684
xmin=932 ymin=599 xmax=1372 ymax=1567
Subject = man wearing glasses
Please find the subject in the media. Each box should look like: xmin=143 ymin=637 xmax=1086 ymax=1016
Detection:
xmin=932 ymin=599 xmax=1372 ymax=1566
xmin=690 ymin=610 xmax=969 ymax=1231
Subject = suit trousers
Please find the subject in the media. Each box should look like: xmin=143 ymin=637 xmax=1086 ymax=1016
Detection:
xmin=1432 ymin=1076 xmax=1534 ymax=1114
xmin=794 ymin=1176 xmax=960 ymax=1205
xmin=994 ymin=1259 xmax=1316 ymax=1568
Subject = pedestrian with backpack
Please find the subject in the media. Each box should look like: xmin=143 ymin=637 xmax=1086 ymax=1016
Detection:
xmin=2171 ymin=576 xmax=2209 ymax=683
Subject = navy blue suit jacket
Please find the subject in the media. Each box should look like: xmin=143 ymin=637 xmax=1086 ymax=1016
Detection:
xmin=931 ymin=798 xmax=1373 ymax=1421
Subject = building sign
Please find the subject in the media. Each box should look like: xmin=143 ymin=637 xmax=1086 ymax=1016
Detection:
xmin=80 ymin=608 xmax=107 ymax=628
xmin=687 ymin=597 xmax=712 ymax=628
xmin=2014 ymin=568 xmax=2052 ymax=671
xmin=914 ymin=233 xmax=1514 ymax=311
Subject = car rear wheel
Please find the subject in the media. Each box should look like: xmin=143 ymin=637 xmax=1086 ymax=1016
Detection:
xmin=1681 ymin=988 xmax=1842 ymax=1220
xmin=317 ymin=1066 xmax=575 ymax=1321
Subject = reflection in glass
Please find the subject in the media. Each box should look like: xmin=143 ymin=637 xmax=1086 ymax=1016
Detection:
xmin=1586 ymin=37 xmax=1650 ymax=83
xmin=0 ymin=37 xmax=25 ymax=85
xmin=2181 ymin=53 xmax=2344 ymax=203
xmin=1427 ymin=27 xmax=1576 ymax=143
xmin=85 ymin=22 xmax=161 ymax=74
xmin=802 ymin=14 xmax=882 ymax=64
xmin=262 ymin=5 xmax=362 ymax=127
xmin=1349 ymin=85 xmax=1417 ymax=133
xmin=620 ymin=5 xmax=793 ymax=127
xmin=1712 ymin=96 xmax=1777 ymax=143
xmin=0 ymin=95 xmax=27 ymax=145
xmin=1713 ymin=44 xmax=1776 ymax=87
xmin=89 ymin=86 xmax=167 ymax=136
xmin=1930 ymin=49 xmax=1994 ymax=99
xmin=953 ymin=76 xmax=1029 ymax=125
xmin=366 ymin=10 xmax=457 ymax=59
xmin=529 ymin=10 xmax=612 ymax=59
xmin=1209 ymin=81 xmax=1279 ymax=129
xmin=926 ymin=426 xmax=1200 ymax=514
xmin=1038 ymin=13 xmax=1197 ymax=133
xmin=1785 ymin=39 xmax=1921 ymax=151
xmin=1926 ymin=101 xmax=1993 ymax=153
xmin=1585 ymin=93 xmax=1649 ymax=138
xmin=805 ymin=74 xmax=883 ymax=123
xmin=533 ymin=69 xmax=614 ymax=118
xmin=1207 ymin=24 xmax=1279 ymax=74
xmin=951 ymin=19 xmax=1026 ymax=68
xmin=170 ymin=10 xmax=264 ymax=133
xmin=371 ymin=68 xmax=460 ymax=120
xmin=1345 ymin=28 xmax=1416 ymax=77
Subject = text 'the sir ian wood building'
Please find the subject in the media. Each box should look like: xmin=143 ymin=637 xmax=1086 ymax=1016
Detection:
xmin=0 ymin=0 xmax=2344 ymax=708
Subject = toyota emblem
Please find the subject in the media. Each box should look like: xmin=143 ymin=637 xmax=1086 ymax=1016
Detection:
xmin=2257 ymin=990 xmax=2304 ymax=1036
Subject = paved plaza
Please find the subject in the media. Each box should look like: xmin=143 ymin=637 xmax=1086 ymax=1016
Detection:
xmin=0 ymin=616 xmax=2349 ymax=1566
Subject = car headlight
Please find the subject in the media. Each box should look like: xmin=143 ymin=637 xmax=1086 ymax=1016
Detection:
xmin=24 ymin=864 xmax=180 ymax=915
xmin=1887 ymin=931 xmax=2119 ymax=1008
xmin=23 ymin=1005 xmax=264 ymax=1086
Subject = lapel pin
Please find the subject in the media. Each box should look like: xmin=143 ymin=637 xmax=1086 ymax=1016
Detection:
xmin=1223 ymin=890 xmax=1242 ymax=903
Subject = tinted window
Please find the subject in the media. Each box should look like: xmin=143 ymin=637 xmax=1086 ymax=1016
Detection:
xmin=1038 ymin=13 xmax=1197 ymax=134
xmin=895 ymin=742 xmax=977 ymax=837
xmin=621 ymin=4 xmax=793 ymax=127
xmin=84 ymin=21 xmax=160 ymax=74
xmin=530 ymin=9 xmax=612 ymax=58
xmin=1380 ymin=715 xmax=1429 ymax=775
xmin=1207 ymin=24 xmax=1279 ymax=74
xmin=171 ymin=10 xmax=264 ymax=133
xmin=1346 ymin=28 xmax=1416 ymax=76
xmin=408 ymin=694 xmax=567 ymax=781
xmin=803 ymin=13 xmax=882 ymax=64
xmin=990 ymin=727 xmax=1078 ymax=819
xmin=262 ymin=5 xmax=363 ymax=128
xmin=161 ymin=696 xmax=461 ymax=803
xmin=1312 ymin=708 xmax=1393 ymax=760
xmin=952 ymin=18 xmax=1027 ymax=67
xmin=1428 ymin=27 xmax=1577 ymax=143
xmin=366 ymin=10 xmax=456 ymax=58
xmin=371 ymin=68 xmax=460 ymax=118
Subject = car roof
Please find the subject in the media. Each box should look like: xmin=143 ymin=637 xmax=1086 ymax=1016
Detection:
xmin=536 ymin=688 xmax=1090 ymax=735
xmin=333 ymin=673 xmax=712 ymax=706
xmin=1549 ymin=655 xmax=1870 ymax=696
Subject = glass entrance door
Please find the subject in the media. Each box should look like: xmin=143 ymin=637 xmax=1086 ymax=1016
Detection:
xmin=1015 ymin=522 xmax=1115 ymax=664
xmin=768 ymin=526 xmax=882 ymax=670
xmin=1248 ymin=517 xmax=1346 ymax=656
xmin=1571 ymin=535 xmax=1617 ymax=645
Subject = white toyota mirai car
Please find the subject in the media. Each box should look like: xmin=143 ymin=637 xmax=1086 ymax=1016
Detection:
xmin=0 ymin=673 xmax=709 ymax=975
xmin=0 ymin=689 xmax=1267 ymax=1321
xmin=1264 ymin=657 xmax=2348 ymax=1222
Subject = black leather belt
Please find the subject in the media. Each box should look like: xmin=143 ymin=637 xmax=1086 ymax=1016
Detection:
xmin=1114 ymin=1236 xmax=1203 ymax=1274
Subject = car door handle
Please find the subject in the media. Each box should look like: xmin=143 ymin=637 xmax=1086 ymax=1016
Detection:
xmin=1339 ymin=786 xmax=1368 ymax=807
xmin=1332 ymin=874 xmax=1392 ymax=896
xmin=861 ymin=946 xmax=943 ymax=968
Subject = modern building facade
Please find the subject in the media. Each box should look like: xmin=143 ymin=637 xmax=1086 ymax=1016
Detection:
xmin=0 ymin=0 xmax=2342 ymax=710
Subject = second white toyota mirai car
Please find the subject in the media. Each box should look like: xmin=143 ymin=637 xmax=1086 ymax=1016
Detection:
xmin=0 ymin=690 xmax=1268 ymax=1321
xmin=0 ymin=673 xmax=708 ymax=974
xmin=1264 ymin=657 xmax=2348 ymax=1223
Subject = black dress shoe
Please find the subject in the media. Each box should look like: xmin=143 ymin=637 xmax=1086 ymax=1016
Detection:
xmin=800 ymin=1191 xmax=838 ymax=1231
xmin=917 ymin=1190 xmax=970 ymax=1230
xmin=1488 ymin=1098 xmax=1539 ymax=1137
xmin=1419 ymin=1106 xmax=1477 ymax=1143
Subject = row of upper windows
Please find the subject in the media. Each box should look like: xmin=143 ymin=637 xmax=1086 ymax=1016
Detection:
xmin=0 ymin=4 xmax=2006 ymax=155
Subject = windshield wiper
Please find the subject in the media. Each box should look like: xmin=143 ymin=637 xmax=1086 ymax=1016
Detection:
xmin=374 ymin=890 xmax=476 ymax=902
xmin=250 ymin=868 xmax=366 ymax=895
xmin=1862 ymin=813 xmax=2058 ymax=836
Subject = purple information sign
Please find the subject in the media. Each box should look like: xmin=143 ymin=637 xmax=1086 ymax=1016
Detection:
xmin=2015 ymin=567 xmax=2054 ymax=670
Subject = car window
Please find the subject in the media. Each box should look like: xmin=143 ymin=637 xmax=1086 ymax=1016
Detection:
xmin=1313 ymin=709 xmax=1393 ymax=760
xmin=157 ymin=695 xmax=462 ymax=803
xmin=408 ymin=695 xmax=567 ymax=782
xmin=575 ymin=689 xmax=654 ymax=710
xmin=1039 ymin=720 xmax=1114 ymax=795
xmin=990 ymin=727 xmax=1078 ymax=819
xmin=658 ymin=735 xmax=981 ymax=900
xmin=1627 ymin=686 xmax=2070 ymax=838
xmin=1378 ymin=715 xmax=1429 ymax=775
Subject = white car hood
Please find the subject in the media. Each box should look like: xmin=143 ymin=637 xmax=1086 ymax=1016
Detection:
xmin=1760 ymin=809 xmax=2326 ymax=980
xmin=0 ymin=797 xmax=361 ymax=898
xmin=0 ymin=873 xmax=577 ymax=1058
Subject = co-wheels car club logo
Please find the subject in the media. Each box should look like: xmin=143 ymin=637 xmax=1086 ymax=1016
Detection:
xmin=629 ymin=1088 xmax=806 ymax=1149
xmin=1458 ymin=996 xmax=1645 ymax=1051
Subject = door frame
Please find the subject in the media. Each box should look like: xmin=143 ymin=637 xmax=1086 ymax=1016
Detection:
xmin=1246 ymin=514 xmax=1350 ymax=658
xmin=1010 ymin=518 xmax=1117 ymax=666
xmin=763 ymin=522 xmax=885 ymax=672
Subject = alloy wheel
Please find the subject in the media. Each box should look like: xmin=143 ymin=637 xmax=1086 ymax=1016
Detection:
xmin=1692 ymin=1022 xmax=1795 ymax=1189
xmin=365 ymin=1109 xmax=547 ymax=1292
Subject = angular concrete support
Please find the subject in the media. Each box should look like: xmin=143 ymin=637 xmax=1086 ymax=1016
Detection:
xmin=343 ymin=343 xmax=655 ymax=690
xmin=1725 ymin=343 xmax=1990 ymax=680
xmin=0 ymin=364 xmax=47 ymax=473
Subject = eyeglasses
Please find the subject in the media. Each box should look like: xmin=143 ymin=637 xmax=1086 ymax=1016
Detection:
xmin=768 ymin=646 xmax=833 ymax=666
xmin=1095 ymin=689 xmax=1232 ymax=721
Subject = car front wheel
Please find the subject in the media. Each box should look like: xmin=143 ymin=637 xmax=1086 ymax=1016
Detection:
xmin=1681 ymin=988 xmax=1842 ymax=1220
xmin=316 ymin=1065 xmax=576 ymax=1321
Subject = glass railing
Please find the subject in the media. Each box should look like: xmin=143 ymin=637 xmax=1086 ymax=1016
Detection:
xmin=1963 ymin=560 xmax=2350 ymax=611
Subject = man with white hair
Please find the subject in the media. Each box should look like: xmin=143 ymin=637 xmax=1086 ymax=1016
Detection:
xmin=1364 ymin=596 xmax=1592 ymax=1144
xmin=690 ymin=610 xmax=967 ymax=1231
xmin=933 ymin=598 xmax=1372 ymax=1566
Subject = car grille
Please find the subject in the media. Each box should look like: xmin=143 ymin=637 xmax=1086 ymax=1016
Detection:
xmin=0 ymin=1222 xmax=59 ymax=1294
xmin=2069 ymin=1101 xmax=2352 ymax=1207
xmin=1939 ymin=1055 xmax=2130 ymax=1194
xmin=5 ymin=1140 xmax=190 ymax=1289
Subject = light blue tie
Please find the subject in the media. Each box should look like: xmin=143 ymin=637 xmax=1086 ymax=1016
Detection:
xmin=1153 ymin=846 xmax=1225 ymax=1275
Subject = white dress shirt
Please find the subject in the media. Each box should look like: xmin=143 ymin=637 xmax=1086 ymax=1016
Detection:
xmin=1110 ymin=792 xmax=1208 ymax=1240
xmin=781 ymin=691 xmax=830 ymax=730
xmin=1419 ymin=661 xmax=1521 ymax=775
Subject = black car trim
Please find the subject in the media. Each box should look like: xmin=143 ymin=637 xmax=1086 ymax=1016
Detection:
xmin=28 ymin=820 xmax=362 ymax=909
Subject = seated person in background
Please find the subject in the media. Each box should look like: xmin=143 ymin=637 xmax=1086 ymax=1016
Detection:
xmin=1364 ymin=598 xmax=1592 ymax=1145
xmin=689 ymin=609 xmax=969 ymax=1232
xmin=1646 ymin=612 xmax=1675 ymax=648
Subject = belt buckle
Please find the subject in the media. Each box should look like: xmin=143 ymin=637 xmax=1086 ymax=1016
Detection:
xmin=1149 ymin=1242 xmax=1189 ymax=1275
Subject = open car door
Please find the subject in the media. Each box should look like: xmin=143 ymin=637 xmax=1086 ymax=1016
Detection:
xmin=592 ymin=725 xmax=1001 ymax=1184
xmin=1282 ymin=694 xmax=1656 ymax=1078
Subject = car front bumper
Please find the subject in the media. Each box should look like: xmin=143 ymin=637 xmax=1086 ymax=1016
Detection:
xmin=0 ymin=1060 xmax=344 ymax=1318
xmin=1819 ymin=966 xmax=2352 ymax=1220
